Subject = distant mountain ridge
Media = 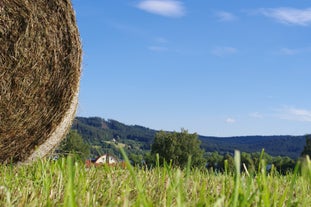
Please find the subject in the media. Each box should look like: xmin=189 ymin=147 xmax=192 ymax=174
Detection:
xmin=199 ymin=135 xmax=305 ymax=158
xmin=72 ymin=117 xmax=306 ymax=159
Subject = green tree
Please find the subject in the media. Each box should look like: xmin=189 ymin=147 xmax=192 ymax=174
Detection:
xmin=301 ymin=134 xmax=311 ymax=157
xmin=241 ymin=152 xmax=255 ymax=172
xmin=128 ymin=153 xmax=144 ymax=166
xmin=219 ymin=153 xmax=235 ymax=173
xmin=151 ymin=129 xmax=206 ymax=168
xmin=58 ymin=130 xmax=90 ymax=160
xmin=272 ymin=156 xmax=295 ymax=174
xmin=205 ymin=151 xmax=223 ymax=170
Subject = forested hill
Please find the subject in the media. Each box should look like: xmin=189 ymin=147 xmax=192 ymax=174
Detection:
xmin=72 ymin=117 xmax=306 ymax=159
xmin=199 ymin=135 xmax=305 ymax=158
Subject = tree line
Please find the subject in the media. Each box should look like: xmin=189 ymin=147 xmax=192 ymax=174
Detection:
xmin=56 ymin=128 xmax=311 ymax=174
xmin=146 ymin=130 xmax=309 ymax=174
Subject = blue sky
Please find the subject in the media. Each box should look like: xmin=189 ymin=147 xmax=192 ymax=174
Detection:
xmin=72 ymin=0 xmax=311 ymax=137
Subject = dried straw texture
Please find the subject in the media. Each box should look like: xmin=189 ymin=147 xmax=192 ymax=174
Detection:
xmin=0 ymin=0 xmax=82 ymax=163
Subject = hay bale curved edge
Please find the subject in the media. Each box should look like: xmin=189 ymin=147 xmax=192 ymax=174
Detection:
xmin=24 ymin=82 xmax=79 ymax=164
xmin=0 ymin=0 xmax=82 ymax=163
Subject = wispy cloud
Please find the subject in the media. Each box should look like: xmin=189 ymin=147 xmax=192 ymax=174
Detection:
xmin=278 ymin=106 xmax=311 ymax=122
xmin=148 ymin=46 xmax=169 ymax=51
xmin=155 ymin=37 xmax=169 ymax=44
xmin=211 ymin=47 xmax=238 ymax=57
xmin=107 ymin=21 xmax=147 ymax=37
xmin=280 ymin=48 xmax=300 ymax=55
xmin=249 ymin=112 xmax=264 ymax=119
xmin=258 ymin=7 xmax=311 ymax=26
xmin=137 ymin=0 xmax=185 ymax=18
xmin=215 ymin=11 xmax=237 ymax=22
xmin=148 ymin=37 xmax=170 ymax=52
xmin=279 ymin=47 xmax=311 ymax=55
xmin=226 ymin=118 xmax=236 ymax=124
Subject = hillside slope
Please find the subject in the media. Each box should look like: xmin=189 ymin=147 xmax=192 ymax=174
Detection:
xmin=72 ymin=117 xmax=306 ymax=158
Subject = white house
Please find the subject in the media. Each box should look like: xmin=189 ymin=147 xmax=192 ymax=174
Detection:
xmin=95 ymin=154 xmax=118 ymax=165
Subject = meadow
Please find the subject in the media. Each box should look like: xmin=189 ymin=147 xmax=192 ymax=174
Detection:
xmin=1 ymin=151 xmax=311 ymax=207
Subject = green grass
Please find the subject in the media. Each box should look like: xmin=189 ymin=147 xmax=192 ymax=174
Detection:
xmin=1 ymin=152 xmax=311 ymax=206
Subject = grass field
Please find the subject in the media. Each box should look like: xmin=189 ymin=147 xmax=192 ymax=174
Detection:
xmin=1 ymin=151 xmax=311 ymax=207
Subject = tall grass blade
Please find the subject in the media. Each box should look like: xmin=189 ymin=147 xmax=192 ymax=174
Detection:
xmin=232 ymin=150 xmax=240 ymax=207
xmin=120 ymin=147 xmax=149 ymax=206
xmin=64 ymin=156 xmax=76 ymax=207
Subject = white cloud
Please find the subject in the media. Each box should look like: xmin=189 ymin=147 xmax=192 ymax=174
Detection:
xmin=278 ymin=106 xmax=311 ymax=122
xmin=226 ymin=118 xmax=236 ymax=124
xmin=211 ymin=47 xmax=237 ymax=57
xmin=258 ymin=7 xmax=311 ymax=26
xmin=215 ymin=11 xmax=237 ymax=22
xmin=137 ymin=0 xmax=185 ymax=18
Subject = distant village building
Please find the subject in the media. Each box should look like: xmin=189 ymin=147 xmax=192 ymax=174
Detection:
xmin=96 ymin=154 xmax=118 ymax=165
xmin=85 ymin=154 xmax=125 ymax=168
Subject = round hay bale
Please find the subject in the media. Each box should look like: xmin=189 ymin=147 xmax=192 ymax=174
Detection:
xmin=0 ymin=0 xmax=82 ymax=163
